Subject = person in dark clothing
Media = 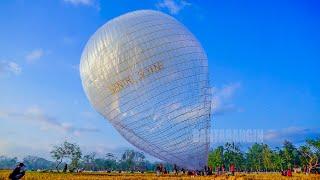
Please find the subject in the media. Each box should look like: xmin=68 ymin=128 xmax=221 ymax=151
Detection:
xmin=9 ymin=163 xmax=26 ymax=180
xmin=208 ymin=166 xmax=213 ymax=175
xmin=187 ymin=170 xmax=193 ymax=175
xmin=164 ymin=167 xmax=167 ymax=174
xmin=181 ymin=168 xmax=185 ymax=174
xmin=155 ymin=164 xmax=161 ymax=175
xmin=63 ymin=164 xmax=68 ymax=173
xmin=173 ymin=164 xmax=178 ymax=175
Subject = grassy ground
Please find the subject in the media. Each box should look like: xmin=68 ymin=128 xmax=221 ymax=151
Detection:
xmin=0 ymin=170 xmax=319 ymax=180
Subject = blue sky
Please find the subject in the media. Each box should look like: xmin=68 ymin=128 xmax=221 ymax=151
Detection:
xmin=0 ymin=0 xmax=319 ymax=160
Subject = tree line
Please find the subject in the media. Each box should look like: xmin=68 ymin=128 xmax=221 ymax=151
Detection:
xmin=0 ymin=137 xmax=319 ymax=173
xmin=50 ymin=141 xmax=168 ymax=172
xmin=208 ymin=138 xmax=320 ymax=173
xmin=49 ymin=141 xmax=172 ymax=172
xmin=0 ymin=156 xmax=54 ymax=170
xmin=0 ymin=141 xmax=172 ymax=172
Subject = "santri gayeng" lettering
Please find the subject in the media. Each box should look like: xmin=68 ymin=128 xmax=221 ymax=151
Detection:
xmin=108 ymin=61 xmax=163 ymax=94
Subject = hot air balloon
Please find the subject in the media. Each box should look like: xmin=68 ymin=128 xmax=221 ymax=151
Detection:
xmin=80 ymin=10 xmax=211 ymax=170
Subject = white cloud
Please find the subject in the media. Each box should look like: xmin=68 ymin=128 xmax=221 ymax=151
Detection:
xmin=25 ymin=49 xmax=44 ymax=63
xmin=64 ymin=0 xmax=96 ymax=6
xmin=211 ymin=82 xmax=242 ymax=116
xmin=156 ymin=0 xmax=191 ymax=15
xmin=0 ymin=60 xmax=21 ymax=76
xmin=0 ymin=106 xmax=100 ymax=135
xmin=0 ymin=139 xmax=52 ymax=160
xmin=64 ymin=0 xmax=100 ymax=11
xmin=264 ymin=126 xmax=320 ymax=145
xmin=7 ymin=62 xmax=21 ymax=75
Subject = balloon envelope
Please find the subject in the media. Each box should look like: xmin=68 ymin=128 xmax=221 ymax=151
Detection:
xmin=80 ymin=10 xmax=211 ymax=170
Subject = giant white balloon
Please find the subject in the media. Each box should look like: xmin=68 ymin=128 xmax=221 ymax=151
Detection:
xmin=80 ymin=10 xmax=211 ymax=169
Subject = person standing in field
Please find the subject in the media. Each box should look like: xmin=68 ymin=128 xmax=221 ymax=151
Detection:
xmin=155 ymin=164 xmax=160 ymax=176
xmin=9 ymin=163 xmax=26 ymax=180
xmin=222 ymin=164 xmax=225 ymax=174
xmin=287 ymin=169 xmax=292 ymax=177
xmin=63 ymin=164 xmax=68 ymax=173
xmin=230 ymin=163 xmax=235 ymax=176
xmin=173 ymin=164 xmax=178 ymax=175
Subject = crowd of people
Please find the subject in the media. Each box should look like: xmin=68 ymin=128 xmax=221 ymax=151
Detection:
xmin=7 ymin=162 xmax=310 ymax=179
xmin=281 ymin=169 xmax=293 ymax=177
xmin=155 ymin=164 xmax=236 ymax=176
xmin=154 ymin=163 xmax=298 ymax=177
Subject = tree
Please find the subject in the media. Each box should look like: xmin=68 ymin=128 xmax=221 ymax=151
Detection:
xmin=208 ymin=146 xmax=224 ymax=169
xmin=106 ymin=153 xmax=116 ymax=161
xmin=105 ymin=153 xmax=117 ymax=171
xmin=224 ymin=143 xmax=245 ymax=171
xmin=23 ymin=156 xmax=55 ymax=170
xmin=83 ymin=152 xmax=96 ymax=171
xmin=50 ymin=141 xmax=82 ymax=172
xmin=261 ymin=144 xmax=273 ymax=171
xmin=299 ymin=137 xmax=320 ymax=173
xmin=145 ymin=160 xmax=156 ymax=171
xmin=91 ymin=158 xmax=103 ymax=171
xmin=282 ymin=140 xmax=298 ymax=169
xmin=120 ymin=150 xmax=146 ymax=171
xmin=247 ymin=143 xmax=263 ymax=172
xmin=0 ymin=156 xmax=17 ymax=169
xmin=306 ymin=137 xmax=320 ymax=156
xmin=271 ymin=147 xmax=284 ymax=171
